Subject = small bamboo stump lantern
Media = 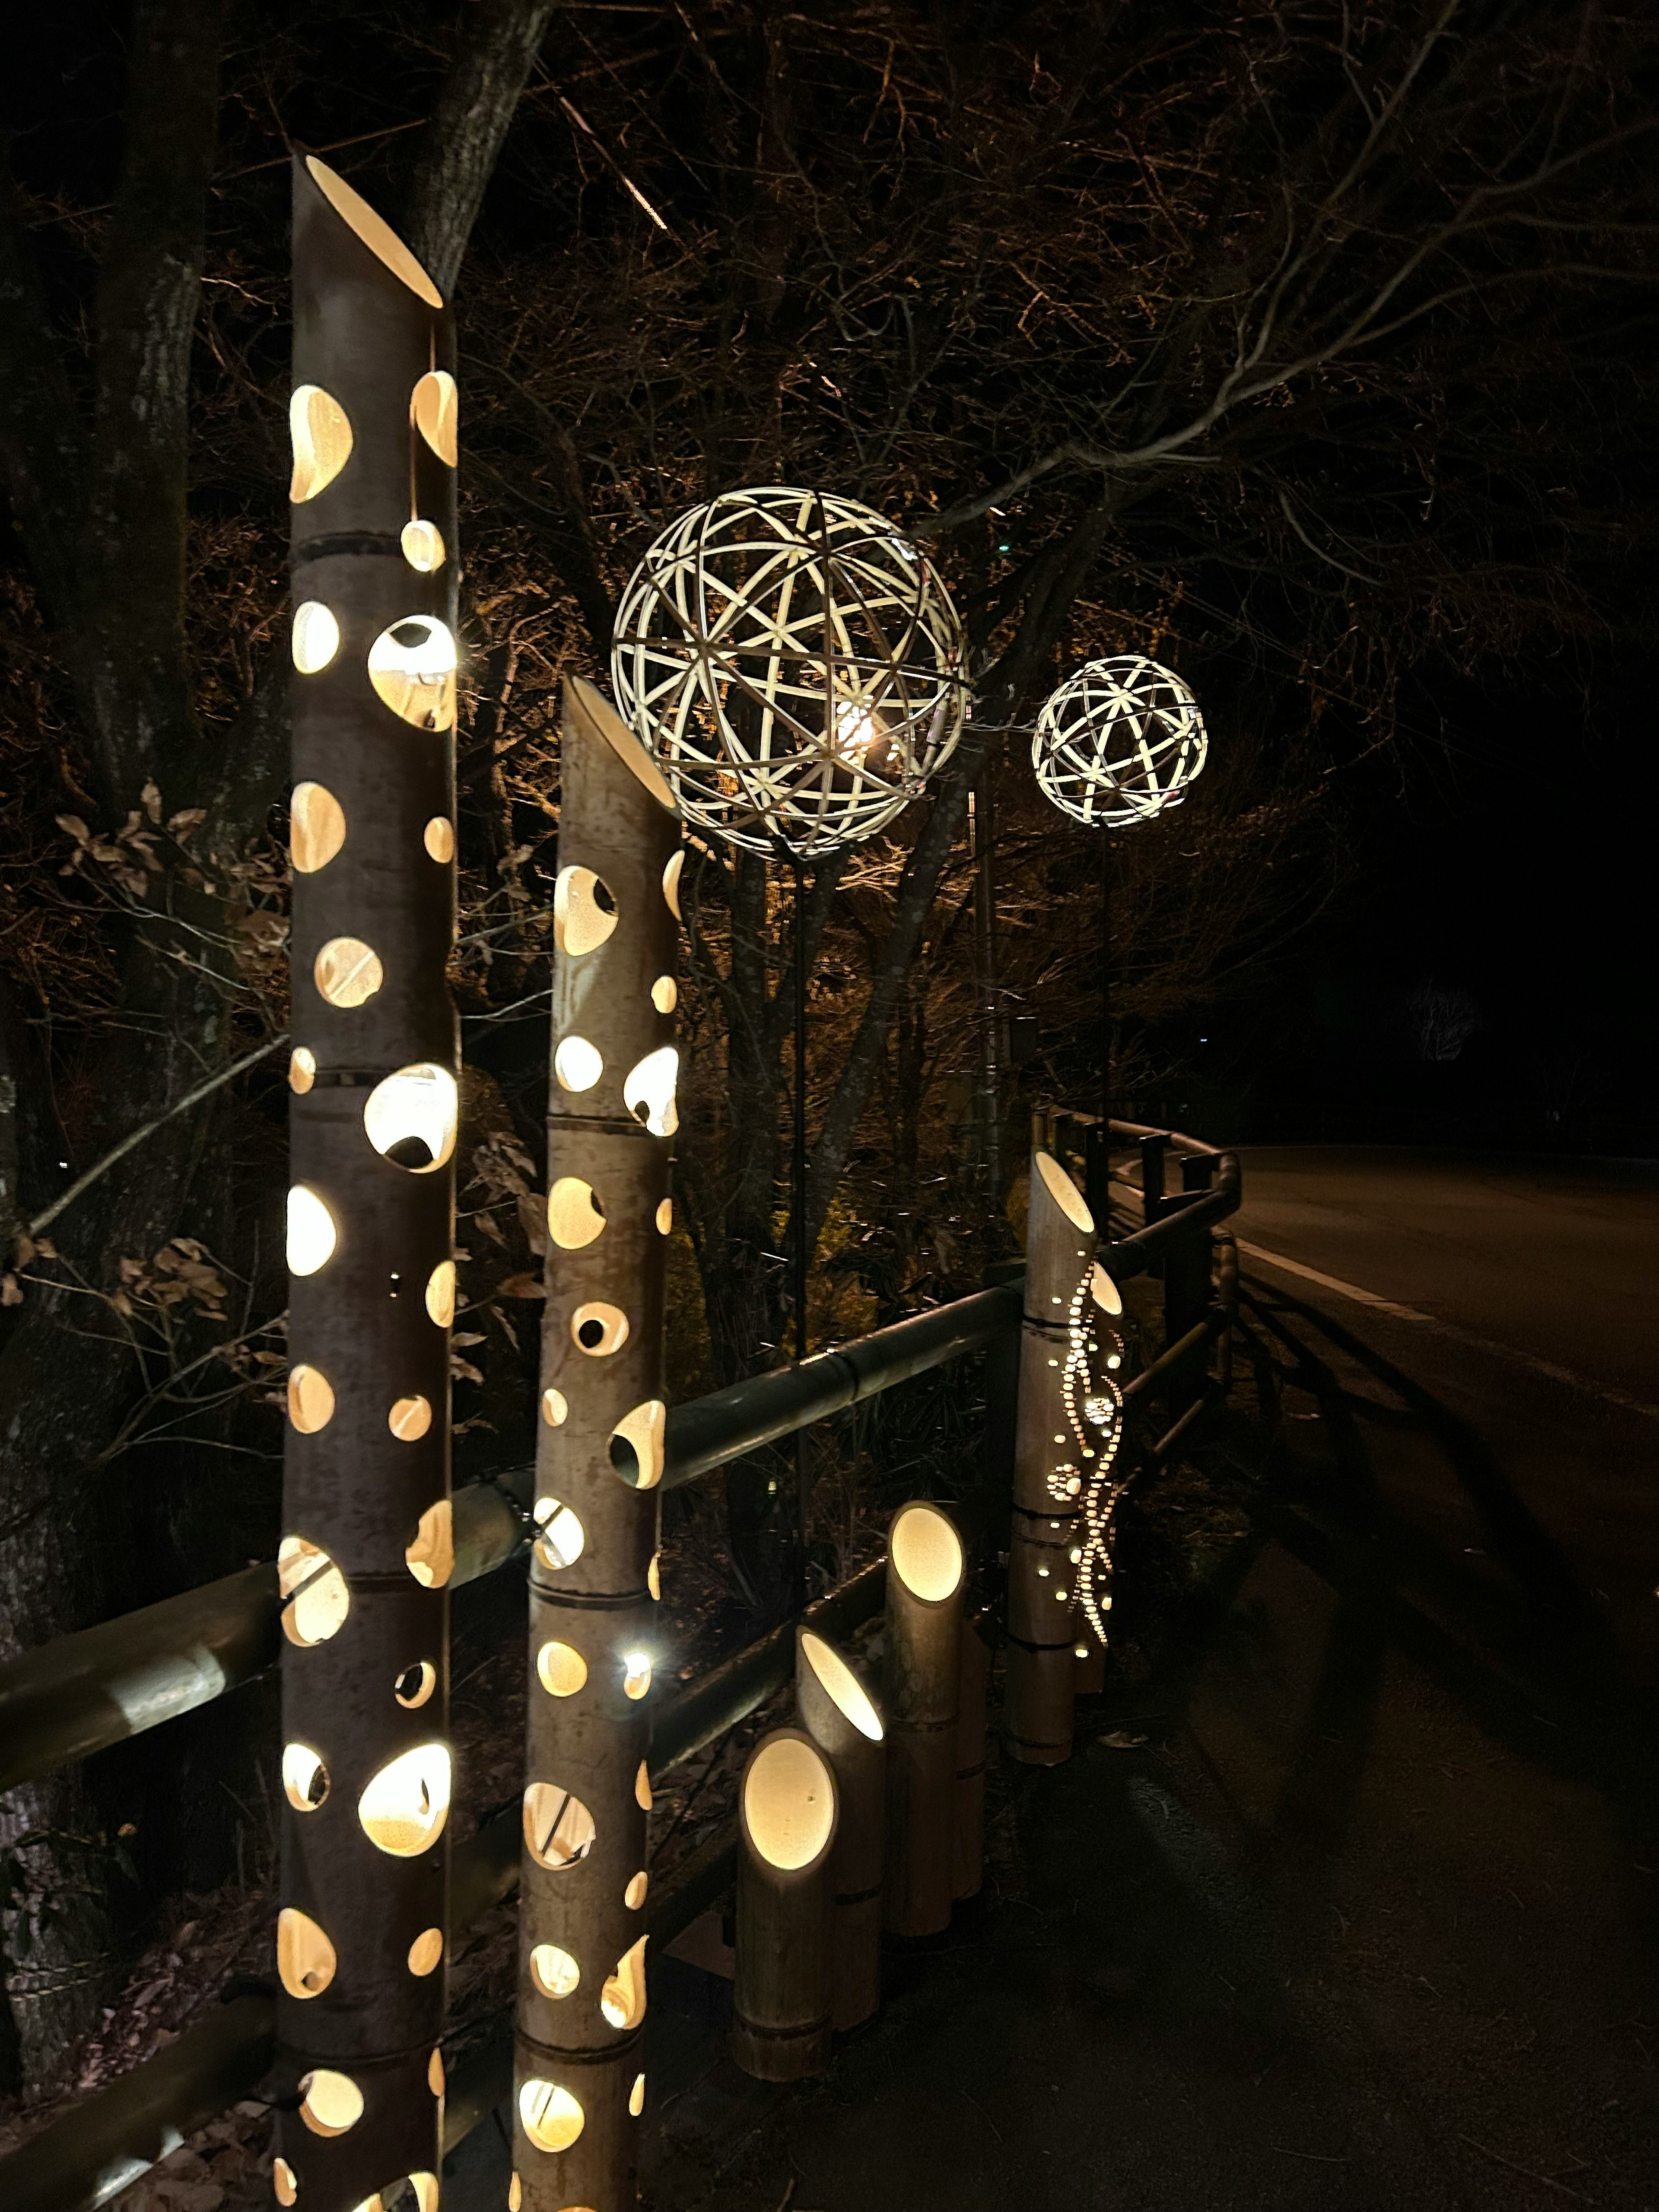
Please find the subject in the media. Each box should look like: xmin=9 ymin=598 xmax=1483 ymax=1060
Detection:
xmin=882 ymin=1501 xmax=965 ymax=1937
xmin=513 ymin=678 xmax=680 ymax=2212
xmin=953 ymin=1612 xmax=992 ymax=1902
xmin=795 ymin=1627 xmax=886 ymax=2031
xmin=732 ymin=1729 xmax=840 ymax=2080
xmin=1004 ymin=1152 xmax=1099 ymax=1766
xmin=276 ymin=154 xmax=459 ymax=2212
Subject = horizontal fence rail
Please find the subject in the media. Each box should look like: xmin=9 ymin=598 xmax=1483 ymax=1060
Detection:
xmin=0 ymin=1118 xmax=1241 ymax=2212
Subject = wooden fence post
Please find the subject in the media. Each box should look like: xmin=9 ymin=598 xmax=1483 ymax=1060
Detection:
xmin=276 ymin=153 xmax=459 ymax=2212
xmin=513 ymin=678 xmax=680 ymax=2212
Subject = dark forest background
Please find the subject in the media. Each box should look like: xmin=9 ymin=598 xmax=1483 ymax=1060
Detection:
xmin=0 ymin=0 xmax=1653 ymax=2109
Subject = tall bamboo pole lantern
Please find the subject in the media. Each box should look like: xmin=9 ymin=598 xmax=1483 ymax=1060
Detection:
xmin=795 ymin=1627 xmax=886 ymax=2031
xmin=1004 ymin=1153 xmax=1102 ymax=1766
xmin=513 ymin=676 xmax=680 ymax=2212
xmin=276 ymin=155 xmax=459 ymax=2212
xmin=953 ymin=1611 xmax=992 ymax=1902
xmin=882 ymin=1501 xmax=964 ymax=1938
xmin=731 ymin=1728 xmax=840 ymax=2080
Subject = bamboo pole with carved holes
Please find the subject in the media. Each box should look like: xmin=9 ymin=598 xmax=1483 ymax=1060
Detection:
xmin=795 ymin=1626 xmax=886 ymax=2031
xmin=513 ymin=677 xmax=680 ymax=2212
xmin=1003 ymin=1151 xmax=1099 ymax=1765
xmin=276 ymin=154 xmax=460 ymax=2212
xmin=882 ymin=1500 xmax=964 ymax=1937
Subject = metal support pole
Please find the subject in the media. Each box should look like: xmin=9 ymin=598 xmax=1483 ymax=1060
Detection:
xmin=277 ymin=154 xmax=459 ymax=2212
xmin=792 ymin=858 xmax=810 ymax=1610
xmin=515 ymin=678 xmax=680 ymax=2212
xmin=969 ymin=775 xmax=1001 ymax=1206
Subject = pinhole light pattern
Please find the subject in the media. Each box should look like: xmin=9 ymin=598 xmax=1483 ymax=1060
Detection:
xmin=610 ymin=487 xmax=969 ymax=858
xmin=1055 ymin=1269 xmax=1127 ymax=1646
xmin=1031 ymin=656 xmax=1208 ymax=828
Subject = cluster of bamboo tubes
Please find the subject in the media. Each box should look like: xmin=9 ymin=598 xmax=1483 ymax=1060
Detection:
xmin=1004 ymin=1149 xmax=1125 ymax=1765
xmin=513 ymin=678 xmax=680 ymax=2212
xmin=728 ymin=1498 xmax=986 ymax=2079
xmin=277 ymin=156 xmax=459 ymax=2212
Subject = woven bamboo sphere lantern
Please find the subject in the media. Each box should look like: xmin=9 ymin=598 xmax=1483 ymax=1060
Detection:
xmin=1031 ymin=655 xmax=1208 ymax=827
xmin=610 ymin=486 xmax=969 ymax=858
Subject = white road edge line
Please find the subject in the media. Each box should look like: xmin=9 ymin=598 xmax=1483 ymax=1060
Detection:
xmin=1236 ymin=1238 xmax=1659 ymax=1423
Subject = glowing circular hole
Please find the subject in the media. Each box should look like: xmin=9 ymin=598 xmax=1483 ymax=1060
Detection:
xmin=278 ymin=1535 xmax=350 ymax=1646
xmin=395 ymin=1659 xmax=437 ymax=1709
xmin=314 ymin=936 xmax=383 ymax=1008
xmin=547 ymin=1177 xmax=606 ymax=1250
xmin=1091 ymin=1262 xmax=1123 ymax=1316
xmin=532 ymin=1498 xmax=584 ymax=1570
xmin=518 ymin=2079 xmax=584 ymax=2155
xmin=662 ymin=849 xmax=684 ymax=918
xmin=571 ymin=1302 xmax=628 ymax=1357
xmin=610 ymin=1399 xmax=665 ymax=1489
xmin=522 ymin=1782 xmax=596 ymax=1871
xmin=425 ymin=1259 xmax=456 ymax=1328
xmin=540 ymin=1387 xmax=568 ymax=1428
xmin=655 ymin=1197 xmax=673 ymax=1236
xmin=635 ymin=1761 xmax=652 ymax=1811
xmin=601 ymin=1935 xmax=648 ymax=2030
xmin=358 ymin=1743 xmax=451 ymax=1856
xmin=286 ymin=1185 xmax=337 ymax=1275
xmin=408 ymin=1926 xmax=444 ymax=1977
xmin=289 ymin=384 xmax=352 ymax=503
xmin=629 ymin=2073 xmax=646 ymax=2119
xmin=401 ymin=517 xmax=446 ymax=573
xmin=554 ymin=1036 xmax=603 ymax=1092
xmin=623 ymin=1045 xmax=678 ymax=1138
xmin=290 ymin=782 xmax=345 ymax=874
xmin=405 ymin=1499 xmax=454 ymax=1588
xmin=292 ymin=602 xmax=341 ymax=675
xmin=364 ymin=1063 xmax=457 ymax=1174
xmin=536 ymin=1641 xmax=588 ymax=1698
xmin=368 ymin=615 xmax=457 ymax=732
xmin=531 ymin=1943 xmax=580 ymax=1999
xmin=411 ymin=368 xmax=459 ymax=464
xmin=277 ymin=1907 xmax=336 ymax=1999
xmin=651 ymin=974 xmax=677 ymax=1014
xmin=287 ymin=1363 xmax=335 ymax=1434
xmin=622 ymin=1650 xmax=652 ymax=1700
xmin=274 ymin=2157 xmax=297 ymax=2207
xmin=554 ymin=867 xmax=619 ymax=958
xmin=288 ymin=1046 xmax=316 ymax=1094
xmin=389 ymin=1394 xmax=433 ymax=1442
xmin=423 ymin=815 xmax=455 ymax=863
xmin=623 ymin=1870 xmax=648 ymax=1910
xmin=298 ymin=2068 xmax=362 ymax=2137
xmin=281 ymin=1742 xmax=329 ymax=1812
xmin=647 ymin=1551 xmax=661 ymax=1602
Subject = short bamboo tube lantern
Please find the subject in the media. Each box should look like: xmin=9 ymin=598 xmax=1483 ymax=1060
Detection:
xmin=882 ymin=1501 xmax=965 ymax=1937
xmin=953 ymin=1611 xmax=992 ymax=1902
xmin=1004 ymin=1151 xmax=1101 ymax=1765
xmin=276 ymin=155 xmax=459 ymax=2212
xmin=795 ymin=1627 xmax=886 ymax=2031
xmin=731 ymin=1729 xmax=840 ymax=2080
xmin=513 ymin=677 xmax=680 ymax=2212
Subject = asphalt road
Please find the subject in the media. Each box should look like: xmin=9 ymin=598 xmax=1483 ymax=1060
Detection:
xmin=446 ymin=1148 xmax=1659 ymax=2212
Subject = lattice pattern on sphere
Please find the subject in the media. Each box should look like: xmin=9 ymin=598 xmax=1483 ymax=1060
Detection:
xmin=1031 ymin=655 xmax=1207 ymax=828
xmin=610 ymin=487 xmax=968 ymax=858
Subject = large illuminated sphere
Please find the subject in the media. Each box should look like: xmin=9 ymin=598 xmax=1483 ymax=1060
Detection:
xmin=1032 ymin=655 xmax=1207 ymax=827
xmin=610 ymin=487 xmax=968 ymax=858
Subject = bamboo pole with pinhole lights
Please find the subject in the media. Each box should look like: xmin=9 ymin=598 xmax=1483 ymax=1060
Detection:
xmin=513 ymin=677 xmax=680 ymax=2212
xmin=731 ymin=1728 xmax=840 ymax=2080
xmin=1003 ymin=1151 xmax=1100 ymax=1765
xmin=795 ymin=1626 xmax=886 ymax=2031
xmin=882 ymin=1500 xmax=964 ymax=1937
xmin=276 ymin=153 xmax=460 ymax=2212
xmin=953 ymin=1609 xmax=992 ymax=1901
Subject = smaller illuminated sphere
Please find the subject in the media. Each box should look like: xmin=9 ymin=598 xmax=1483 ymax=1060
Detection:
xmin=611 ymin=486 xmax=969 ymax=858
xmin=1032 ymin=656 xmax=1207 ymax=827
